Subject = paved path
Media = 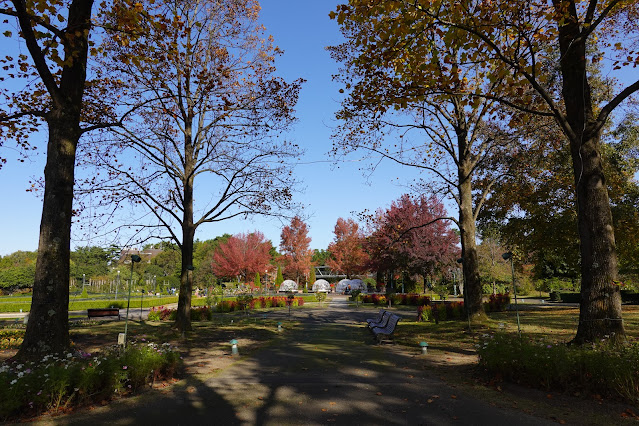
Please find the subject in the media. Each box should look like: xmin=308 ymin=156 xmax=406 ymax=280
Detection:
xmin=32 ymin=296 xmax=553 ymax=425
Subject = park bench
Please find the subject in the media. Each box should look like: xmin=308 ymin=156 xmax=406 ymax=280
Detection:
xmin=366 ymin=309 xmax=386 ymax=326
xmin=367 ymin=310 xmax=391 ymax=329
xmin=370 ymin=314 xmax=401 ymax=344
xmin=87 ymin=308 xmax=120 ymax=320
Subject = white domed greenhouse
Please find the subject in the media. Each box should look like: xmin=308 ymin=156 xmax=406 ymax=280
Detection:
xmin=278 ymin=279 xmax=298 ymax=292
xmin=336 ymin=279 xmax=351 ymax=293
xmin=349 ymin=279 xmax=365 ymax=291
xmin=312 ymin=279 xmax=330 ymax=293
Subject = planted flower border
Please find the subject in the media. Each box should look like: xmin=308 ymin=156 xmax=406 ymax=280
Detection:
xmin=148 ymin=296 xmax=306 ymax=321
xmin=0 ymin=342 xmax=181 ymax=420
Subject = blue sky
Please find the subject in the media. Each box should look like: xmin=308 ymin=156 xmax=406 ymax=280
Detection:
xmin=0 ymin=1 xmax=420 ymax=256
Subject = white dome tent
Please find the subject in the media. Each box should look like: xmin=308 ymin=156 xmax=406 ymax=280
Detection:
xmin=336 ymin=279 xmax=351 ymax=293
xmin=349 ymin=279 xmax=365 ymax=292
xmin=279 ymin=280 xmax=298 ymax=292
xmin=312 ymin=279 xmax=330 ymax=293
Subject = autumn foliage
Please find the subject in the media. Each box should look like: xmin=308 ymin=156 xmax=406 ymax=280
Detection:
xmin=212 ymin=232 xmax=272 ymax=283
xmin=279 ymin=217 xmax=312 ymax=282
xmin=327 ymin=218 xmax=368 ymax=278
xmin=364 ymin=194 xmax=459 ymax=277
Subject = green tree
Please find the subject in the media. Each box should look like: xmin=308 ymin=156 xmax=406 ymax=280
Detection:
xmin=309 ymin=266 xmax=316 ymax=287
xmin=275 ymin=266 xmax=284 ymax=288
xmin=340 ymin=0 xmax=639 ymax=343
xmin=330 ymin=4 xmax=521 ymax=320
xmin=253 ymin=273 xmax=261 ymax=289
xmin=70 ymin=246 xmax=110 ymax=280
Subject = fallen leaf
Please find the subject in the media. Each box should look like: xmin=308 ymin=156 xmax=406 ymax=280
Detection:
xmin=257 ymin=397 xmax=263 ymax=400
xmin=546 ymin=394 xmax=552 ymax=399
xmin=427 ymin=399 xmax=434 ymax=403
xmin=329 ymin=402 xmax=336 ymax=406
xmin=322 ymin=408 xmax=327 ymax=412
xmin=376 ymin=392 xmax=383 ymax=396
xmin=451 ymin=395 xmax=457 ymax=399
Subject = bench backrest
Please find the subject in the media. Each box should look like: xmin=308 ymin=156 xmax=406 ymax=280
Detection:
xmin=373 ymin=314 xmax=401 ymax=335
xmin=369 ymin=310 xmax=391 ymax=328
xmin=367 ymin=309 xmax=386 ymax=323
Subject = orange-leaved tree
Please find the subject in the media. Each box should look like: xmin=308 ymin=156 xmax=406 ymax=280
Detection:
xmin=279 ymin=216 xmax=312 ymax=285
xmin=212 ymin=232 xmax=273 ymax=284
xmin=330 ymin=2 xmax=524 ymax=319
xmin=327 ymin=218 xmax=369 ymax=279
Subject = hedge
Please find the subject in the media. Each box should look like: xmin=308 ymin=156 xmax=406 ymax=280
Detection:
xmin=0 ymin=296 xmax=179 ymax=313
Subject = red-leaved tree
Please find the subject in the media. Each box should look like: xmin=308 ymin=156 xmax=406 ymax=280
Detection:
xmin=327 ymin=218 xmax=369 ymax=278
xmin=212 ymin=232 xmax=272 ymax=283
xmin=280 ymin=216 xmax=312 ymax=283
xmin=365 ymin=194 xmax=459 ymax=286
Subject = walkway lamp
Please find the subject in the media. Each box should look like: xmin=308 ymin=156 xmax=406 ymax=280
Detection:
xmin=116 ymin=270 xmax=120 ymax=300
xmin=123 ymin=254 xmax=142 ymax=348
xmin=502 ymin=252 xmax=521 ymax=336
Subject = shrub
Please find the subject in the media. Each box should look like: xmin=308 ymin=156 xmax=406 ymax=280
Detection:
xmin=416 ymin=305 xmax=432 ymax=322
xmin=484 ymin=293 xmax=511 ymax=312
xmin=190 ymin=306 xmax=212 ymax=321
xmin=0 ymin=342 xmax=180 ymax=419
xmin=477 ymin=333 xmax=639 ymax=403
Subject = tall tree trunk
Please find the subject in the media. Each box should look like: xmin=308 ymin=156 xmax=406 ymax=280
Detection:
xmin=458 ymin=162 xmax=484 ymax=320
xmin=15 ymin=0 xmax=93 ymax=360
xmin=175 ymin=120 xmax=195 ymax=333
xmin=17 ymin=119 xmax=79 ymax=358
xmin=555 ymin=1 xmax=624 ymax=344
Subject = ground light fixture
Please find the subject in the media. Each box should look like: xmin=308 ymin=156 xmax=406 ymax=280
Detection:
xmin=502 ymin=252 xmax=522 ymax=336
xmin=230 ymin=339 xmax=239 ymax=356
xmin=122 ymin=254 xmax=142 ymax=348
xmin=277 ymin=322 xmax=283 ymax=332
xmin=419 ymin=341 xmax=429 ymax=355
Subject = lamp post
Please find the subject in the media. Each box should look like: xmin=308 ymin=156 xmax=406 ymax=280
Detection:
xmin=116 ymin=270 xmax=120 ymax=300
xmin=502 ymin=252 xmax=521 ymax=336
xmin=124 ymin=254 xmax=142 ymax=348
xmin=452 ymin=270 xmax=458 ymax=296
xmin=82 ymin=273 xmax=86 ymax=296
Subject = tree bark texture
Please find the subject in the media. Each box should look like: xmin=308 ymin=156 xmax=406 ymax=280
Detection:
xmin=16 ymin=0 xmax=93 ymax=359
xmin=555 ymin=0 xmax=624 ymax=343
xmin=175 ymin=126 xmax=195 ymax=333
xmin=18 ymin=119 xmax=79 ymax=358
xmin=457 ymin=171 xmax=484 ymax=319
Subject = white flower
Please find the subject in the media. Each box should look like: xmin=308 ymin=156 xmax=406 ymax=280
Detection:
xmin=10 ymin=379 xmax=17 ymax=385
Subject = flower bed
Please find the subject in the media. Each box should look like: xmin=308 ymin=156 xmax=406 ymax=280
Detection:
xmin=0 ymin=342 xmax=181 ymax=419
xmin=361 ymin=293 xmax=431 ymax=306
xmin=416 ymin=301 xmax=464 ymax=322
xmin=148 ymin=296 xmax=306 ymax=320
